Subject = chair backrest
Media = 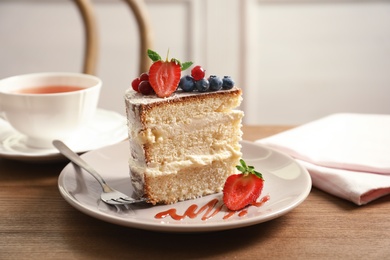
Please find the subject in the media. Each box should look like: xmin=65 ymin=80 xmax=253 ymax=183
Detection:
xmin=73 ymin=0 xmax=98 ymax=75
xmin=74 ymin=0 xmax=153 ymax=76
xmin=123 ymin=0 xmax=154 ymax=75
xmin=0 ymin=0 xmax=153 ymax=76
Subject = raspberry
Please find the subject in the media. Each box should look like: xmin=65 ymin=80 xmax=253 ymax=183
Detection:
xmin=139 ymin=72 xmax=149 ymax=82
xmin=131 ymin=77 xmax=141 ymax=92
xmin=138 ymin=81 xmax=155 ymax=95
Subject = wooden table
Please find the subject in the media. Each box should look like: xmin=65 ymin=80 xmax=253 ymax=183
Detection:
xmin=1 ymin=125 xmax=389 ymax=259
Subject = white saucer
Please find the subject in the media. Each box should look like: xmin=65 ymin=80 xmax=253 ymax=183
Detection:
xmin=58 ymin=141 xmax=312 ymax=233
xmin=0 ymin=109 xmax=128 ymax=162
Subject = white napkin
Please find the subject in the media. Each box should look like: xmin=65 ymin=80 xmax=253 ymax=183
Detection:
xmin=256 ymin=113 xmax=390 ymax=205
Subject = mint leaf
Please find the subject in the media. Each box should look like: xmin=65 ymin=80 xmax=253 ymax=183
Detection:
xmin=147 ymin=49 xmax=161 ymax=62
xmin=181 ymin=61 xmax=193 ymax=71
xmin=254 ymin=170 xmax=263 ymax=179
xmin=236 ymin=159 xmax=263 ymax=179
xmin=171 ymin=58 xmax=181 ymax=66
xmin=240 ymin=159 xmax=247 ymax=169
xmin=236 ymin=165 xmax=246 ymax=172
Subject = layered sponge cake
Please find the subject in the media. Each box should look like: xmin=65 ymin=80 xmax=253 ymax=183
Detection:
xmin=125 ymin=87 xmax=243 ymax=204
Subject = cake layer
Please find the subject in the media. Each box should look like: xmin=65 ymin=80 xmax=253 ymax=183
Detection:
xmin=129 ymin=110 xmax=243 ymax=167
xmin=125 ymin=87 xmax=242 ymax=129
xmin=131 ymin=155 xmax=240 ymax=204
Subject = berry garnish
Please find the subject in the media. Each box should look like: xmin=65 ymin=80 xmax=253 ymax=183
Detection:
xmin=179 ymin=75 xmax=196 ymax=92
xmin=147 ymin=49 xmax=193 ymax=98
xmin=149 ymin=61 xmax=180 ymax=97
xmin=191 ymin=65 xmax=206 ymax=81
xmin=131 ymin=77 xmax=141 ymax=92
xmin=223 ymin=159 xmax=264 ymax=211
xmin=132 ymin=50 xmax=236 ymax=96
xmin=222 ymin=76 xmax=235 ymax=90
xmin=208 ymin=75 xmax=222 ymax=91
xmin=195 ymin=78 xmax=209 ymax=92
xmin=139 ymin=72 xmax=149 ymax=82
xmin=138 ymin=80 xmax=155 ymax=95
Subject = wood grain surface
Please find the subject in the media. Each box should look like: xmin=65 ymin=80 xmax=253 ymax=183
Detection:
xmin=1 ymin=125 xmax=389 ymax=259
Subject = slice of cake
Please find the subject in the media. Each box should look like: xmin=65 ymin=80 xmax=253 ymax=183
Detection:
xmin=124 ymin=49 xmax=243 ymax=205
xmin=125 ymin=87 xmax=243 ymax=204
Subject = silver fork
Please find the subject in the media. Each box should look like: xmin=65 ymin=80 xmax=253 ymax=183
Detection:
xmin=53 ymin=140 xmax=146 ymax=205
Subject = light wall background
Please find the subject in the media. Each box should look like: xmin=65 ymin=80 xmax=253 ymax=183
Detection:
xmin=1 ymin=0 xmax=389 ymax=125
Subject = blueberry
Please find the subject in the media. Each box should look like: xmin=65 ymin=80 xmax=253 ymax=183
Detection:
xmin=195 ymin=78 xmax=209 ymax=92
xmin=222 ymin=76 xmax=235 ymax=90
xmin=179 ymin=75 xmax=195 ymax=92
xmin=208 ymin=75 xmax=222 ymax=91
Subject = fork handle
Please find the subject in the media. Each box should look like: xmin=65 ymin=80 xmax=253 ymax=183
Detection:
xmin=53 ymin=140 xmax=112 ymax=192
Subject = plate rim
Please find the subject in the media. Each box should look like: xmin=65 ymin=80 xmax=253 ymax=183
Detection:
xmin=58 ymin=140 xmax=312 ymax=232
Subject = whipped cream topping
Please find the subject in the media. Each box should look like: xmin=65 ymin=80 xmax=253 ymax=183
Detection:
xmin=124 ymin=87 xmax=241 ymax=105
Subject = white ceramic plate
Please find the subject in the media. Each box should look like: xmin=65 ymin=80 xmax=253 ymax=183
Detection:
xmin=58 ymin=140 xmax=312 ymax=232
xmin=0 ymin=109 xmax=127 ymax=162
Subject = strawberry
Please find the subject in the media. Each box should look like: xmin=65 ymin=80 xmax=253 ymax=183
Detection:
xmin=148 ymin=60 xmax=181 ymax=98
xmin=223 ymin=159 xmax=264 ymax=211
xmin=147 ymin=49 xmax=192 ymax=98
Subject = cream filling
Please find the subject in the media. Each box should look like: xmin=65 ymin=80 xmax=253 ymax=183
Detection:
xmin=132 ymin=110 xmax=243 ymax=145
xmin=130 ymin=144 xmax=241 ymax=178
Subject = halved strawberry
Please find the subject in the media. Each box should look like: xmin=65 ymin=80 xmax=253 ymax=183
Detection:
xmin=147 ymin=49 xmax=193 ymax=98
xmin=148 ymin=60 xmax=181 ymax=98
xmin=223 ymin=159 xmax=264 ymax=211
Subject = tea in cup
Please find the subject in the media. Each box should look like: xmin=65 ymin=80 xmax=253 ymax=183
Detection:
xmin=0 ymin=72 xmax=102 ymax=148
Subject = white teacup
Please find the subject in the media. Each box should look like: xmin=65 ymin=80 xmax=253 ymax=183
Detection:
xmin=0 ymin=72 xmax=101 ymax=148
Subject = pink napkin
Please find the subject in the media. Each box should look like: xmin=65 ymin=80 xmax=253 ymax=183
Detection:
xmin=256 ymin=113 xmax=390 ymax=205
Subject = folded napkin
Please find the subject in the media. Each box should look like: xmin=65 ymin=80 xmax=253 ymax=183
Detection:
xmin=256 ymin=113 xmax=390 ymax=205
